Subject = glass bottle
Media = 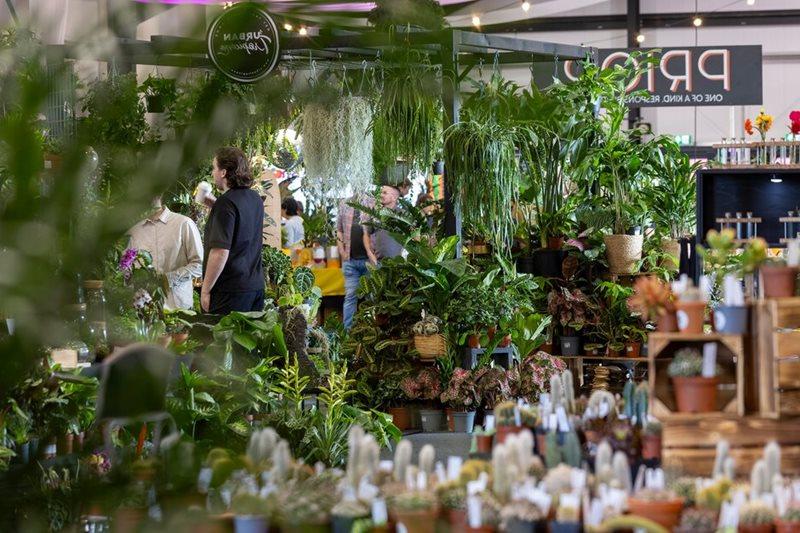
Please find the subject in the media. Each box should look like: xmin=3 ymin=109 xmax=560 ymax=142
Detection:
xmin=66 ymin=303 xmax=91 ymax=364
xmin=742 ymin=138 xmax=750 ymax=165
xmin=735 ymin=212 xmax=744 ymax=240
xmin=83 ymin=280 xmax=108 ymax=357
xmin=719 ymin=138 xmax=728 ymax=165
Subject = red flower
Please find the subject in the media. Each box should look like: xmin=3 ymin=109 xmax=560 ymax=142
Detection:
xmin=744 ymin=118 xmax=754 ymax=136
xmin=790 ymin=110 xmax=800 ymax=123
xmin=792 ymin=121 xmax=800 ymax=135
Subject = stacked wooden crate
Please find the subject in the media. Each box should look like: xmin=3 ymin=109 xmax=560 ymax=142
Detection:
xmin=755 ymin=297 xmax=800 ymax=417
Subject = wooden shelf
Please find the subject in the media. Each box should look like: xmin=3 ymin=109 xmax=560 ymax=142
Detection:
xmin=716 ymin=217 xmax=762 ymax=224
xmin=559 ymin=356 xmax=648 ymax=363
xmin=648 ymin=332 xmax=744 ymax=342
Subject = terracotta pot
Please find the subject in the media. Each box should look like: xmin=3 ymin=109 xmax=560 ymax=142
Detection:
xmin=467 ymin=334 xmax=481 ymax=349
xmin=393 ymin=507 xmax=438 ymax=533
xmin=487 ymin=326 xmax=497 ymax=340
xmin=625 ymin=341 xmax=641 ymax=358
xmin=761 ymin=265 xmax=799 ymax=298
xmin=604 ymin=234 xmax=644 ymax=275
xmin=672 ymin=376 xmax=719 ymax=413
xmin=547 ymin=236 xmax=565 ymax=250
xmin=113 ymin=507 xmax=148 ymax=533
xmin=171 ymin=332 xmax=189 ymax=345
xmin=446 ymin=508 xmax=467 ymax=529
xmin=499 ymin=334 xmax=512 ymax=348
xmin=466 ymin=528 xmax=495 ymax=533
xmin=641 ymin=434 xmax=662 ymax=461
xmin=541 ymin=342 xmax=554 ymax=354
xmin=495 ymin=425 xmax=523 ymax=445
xmin=607 ymin=345 xmax=623 ymax=357
xmin=283 ymin=523 xmax=332 ymax=533
xmin=388 ymin=406 xmax=411 ymax=431
xmin=57 ymin=433 xmax=74 ymax=456
xmin=627 ymin=497 xmax=684 ymax=530
xmin=476 ymin=435 xmax=493 ymax=454
xmin=75 ymin=431 xmax=85 ymax=452
xmin=584 ymin=345 xmax=601 ymax=357
xmin=776 ymin=520 xmax=800 ymax=533
xmin=739 ymin=525 xmax=775 ymax=533
xmin=675 ymin=300 xmax=707 ymax=334
xmin=656 ymin=311 xmax=679 ymax=332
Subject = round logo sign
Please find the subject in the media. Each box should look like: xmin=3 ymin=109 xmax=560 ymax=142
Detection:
xmin=676 ymin=310 xmax=689 ymax=331
xmin=207 ymin=3 xmax=281 ymax=83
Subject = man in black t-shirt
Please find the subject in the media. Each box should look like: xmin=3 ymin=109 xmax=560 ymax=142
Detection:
xmin=201 ymin=147 xmax=265 ymax=314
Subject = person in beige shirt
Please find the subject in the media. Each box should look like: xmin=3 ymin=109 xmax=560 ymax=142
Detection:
xmin=127 ymin=198 xmax=203 ymax=310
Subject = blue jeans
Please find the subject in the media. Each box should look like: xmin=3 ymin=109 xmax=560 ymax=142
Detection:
xmin=343 ymin=259 xmax=369 ymax=329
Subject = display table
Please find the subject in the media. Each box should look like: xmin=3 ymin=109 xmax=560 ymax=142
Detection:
xmin=313 ymin=267 xmax=345 ymax=297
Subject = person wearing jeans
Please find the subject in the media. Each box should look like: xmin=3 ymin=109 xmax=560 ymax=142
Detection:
xmin=337 ymin=192 xmax=374 ymax=329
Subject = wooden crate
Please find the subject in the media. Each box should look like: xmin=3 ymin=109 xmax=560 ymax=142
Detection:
xmin=755 ymin=298 xmax=800 ymax=418
xmin=648 ymin=333 xmax=746 ymax=418
xmin=662 ymin=414 xmax=800 ymax=477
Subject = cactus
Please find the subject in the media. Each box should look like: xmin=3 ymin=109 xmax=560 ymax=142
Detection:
xmin=782 ymin=508 xmax=800 ymax=523
xmin=271 ymin=440 xmax=292 ymax=483
xmin=712 ymin=439 xmax=730 ymax=479
xmin=676 ymin=508 xmax=716 ymax=532
xmin=739 ymin=502 xmax=777 ymax=526
xmin=515 ymin=429 xmax=534 ymax=475
xmin=545 ymin=430 xmax=560 ymax=468
xmin=696 ymin=477 xmax=732 ymax=512
xmin=670 ymin=477 xmax=697 ymax=507
xmin=597 ymin=515 xmax=669 ymax=533
xmin=551 ymin=373 xmax=565 ymax=408
xmin=764 ymin=441 xmax=782 ymax=489
xmin=596 ymin=440 xmax=613 ymax=473
xmin=751 ymin=459 xmax=768 ymax=496
xmin=556 ymin=502 xmax=580 ymax=523
xmin=492 ymin=444 xmax=512 ymax=503
xmin=247 ymin=428 xmax=279 ymax=467
xmin=495 ymin=401 xmax=518 ymax=427
xmin=500 ymin=499 xmax=544 ymax=526
xmin=519 ymin=406 xmax=538 ymax=427
xmin=358 ymin=434 xmax=380 ymax=483
xmin=587 ymin=390 xmax=616 ymax=417
xmin=562 ymin=370 xmax=576 ymax=414
xmin=393 ymin=439 xmax=412 ymax=483
xmin=419 ymin=444 xmax=435 ymax=476
xmin=346 ymin=425 xmax=365 ymax=488
xmin=634 ymin=384 xmax=649 ymax=427
xmin=612 ymin=451 xmax=631 ymax=494
xmin=623 ymin=380 xmax=635 ymax=419
xmin=543 ymin=464 xmax=574 ymax=496
xmin=563 ymin=430 xmax=582 ymax=467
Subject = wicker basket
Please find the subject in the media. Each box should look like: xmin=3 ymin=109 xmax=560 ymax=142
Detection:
xmin=414 ymin=334 xmax=447 ymax=359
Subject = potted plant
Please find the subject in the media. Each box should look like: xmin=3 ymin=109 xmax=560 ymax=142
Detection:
xmin=379 ymin=373 xmax=413 ymax=432
xmin=438 ymin=484 xmax=467 ymax=528
xmin=760 ymin=256 xmax=798 ymax=299
xmin=138 ymin=74 xmax=177 ymax=113
xmin=595 ymin=281 xmax=634 ymax=357
xmin=627 ymin=488 xmax=684 ymax=530
xmin=500 ymin=499 xmax=545 ymax=533
xmin=231 ymin=493 xmax=271 ymax=533
xmin=390 ymin=491 xmax=439 ymax=533
xmin=331 ymin=499 xmax=369 ymax=533
xmin=164 ymin=308 xmax=195 ymax=345
xmin=668 ymin=347 xmax=719 ymax=413
xmin=641 ymin=419 xmax=662 ymax=461
xmin=628 ymin=275 xmax=678 ymax=332
xmin=471 ymin=426 xmax=495 ymax=454
xmin=674 ymin=283 xmax=707 ymax=334
xmin=738 ymin=502 xmax=777 ymax=533
xmin=412 ymin=311 xmax=446 ymax=360
xmin=474 ymin=366 xmax=511 ymax=417
xmin=505 ymin=312 xmax=550 ymax=359
xmin=623 ymin=324 xmax=646 ymax=358
xmin=494 ymin=401 xmax=523 ymax=444
xmin=547 ymin=287 xmax=598 ymax=356
xmin=675 ymin=507 xmax=717 ymax=533
xmin=401 ymin=367 xmax=444 ymax=433
xmin=441 ymin=368 xmax=481 ymax=433
xmin=583 ymin=342 xmax=602 ymax=357
xmin=776 ymin=507 xmax=800 ymax=533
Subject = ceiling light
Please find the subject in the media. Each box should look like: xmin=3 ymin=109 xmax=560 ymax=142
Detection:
xmin=747 ymin=0 xmax=755 ymax=5
xmin=522 ymin=1 xmax=531 ymax=11
xmin=298 ymin=27 xmax=308 ymax=36
xmin=284 ymin=23 xmax=293 ymax=31
xmin=693 ymin=16 xmax=703 ymax=27
xmin=636 ymin=33 xmax=645 ymax=43
xmin=771 ymin=177 xmax=783 ymax=183
xmin=472 ymin=15 xmax=481 ymax=28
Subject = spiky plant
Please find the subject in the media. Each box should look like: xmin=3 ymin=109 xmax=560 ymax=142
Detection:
xmin=739 ymin=502 xmax=777 ymax=526
xmin=676 ymin=508 xmax=716 ymax=532
xmin=667 ymin=348 xmax=704 ymax=378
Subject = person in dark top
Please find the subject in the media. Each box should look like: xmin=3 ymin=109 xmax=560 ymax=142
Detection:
xmin=201 ymin=147 xmax=265 ymax=314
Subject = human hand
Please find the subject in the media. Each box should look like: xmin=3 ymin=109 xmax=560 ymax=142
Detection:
xmin=201 ymin=290 xmax=211 ymax=313
xmin=368 ymin=253 xmax=378 ymax=266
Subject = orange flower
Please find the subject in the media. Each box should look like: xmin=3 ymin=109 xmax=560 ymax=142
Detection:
xmin=744 ymin=118 xmax=754 ymax=136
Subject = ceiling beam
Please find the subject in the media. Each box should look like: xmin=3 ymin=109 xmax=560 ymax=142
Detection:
xmin=478 ymin=9 xmax=800 ymax=34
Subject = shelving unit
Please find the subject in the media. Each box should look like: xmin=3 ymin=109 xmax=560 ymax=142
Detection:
xmin=559 ymin=355 xmax=648 ymax=390
xmin=755 ymin=298 xmax=800 ymax=417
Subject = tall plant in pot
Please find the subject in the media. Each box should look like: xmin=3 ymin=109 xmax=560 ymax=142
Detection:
xmin=547 ymin=287 xmax=598 ymax=356
xmin=668 ymin=347 xmax=720 ymax=413
xmin=440 ymin=368 xmax=481 ymax=433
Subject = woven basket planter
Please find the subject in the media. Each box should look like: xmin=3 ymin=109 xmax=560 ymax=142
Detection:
xmin=414 ymin=334 xmax=447 ymax=359
xmin=604 ymin=234 xmax=644 ymax=275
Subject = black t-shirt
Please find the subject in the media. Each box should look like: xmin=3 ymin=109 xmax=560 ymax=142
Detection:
xmin=204 ymin=187 xmax=264 ymax=293
xmin=349 ymin=210 xmax=368 ymax=260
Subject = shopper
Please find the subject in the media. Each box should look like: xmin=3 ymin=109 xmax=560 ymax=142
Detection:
xmin=281 ymin=197 xmax=305 ymax=249
xmin=127 ymin=197 xmax=203 ymax=310
xmin=364 ymin=185 xmax=404 ymax=265
xmin=336 ymin=192 xmax=374 ymax=329
xmin=201 ymin=147 xmax=265 ymax=314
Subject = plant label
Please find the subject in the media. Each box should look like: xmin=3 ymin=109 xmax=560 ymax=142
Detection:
xmin=702 ymin=343 xmax=717 ymax=378
xmin=447 ymin=456 xmax=463 ymax=481
xmin=371 ymin=498 xmax=388 ymax=525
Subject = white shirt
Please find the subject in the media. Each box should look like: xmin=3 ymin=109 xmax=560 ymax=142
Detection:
xmin=283 ymin=215 xmax=305 ymax=248
xmin=127 ymin=207 xmax=203 ymax=310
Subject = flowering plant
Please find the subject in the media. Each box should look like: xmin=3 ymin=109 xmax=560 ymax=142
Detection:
xmin=473 ymin=366 xmax=511 ymax=409
xmin=440 ymin=368 xmax=481 ymax=410
xmin=754 ymin=109 xmax=773 ymax=141
xmin=744 ymin=118 xmax=754 ymax=136
xmin=790 ymin=111 xmax=800 ymax=136
xmin=508 ymin=351 xmax=566 ymax=403
xmin=85 ymin=451 xmax=111 ymax=476
xmin=400 ymin=366 xmax=441 ymax=401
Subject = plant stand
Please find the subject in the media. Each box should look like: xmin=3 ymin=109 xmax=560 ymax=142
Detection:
xmin=462 ymin=347 xmax=514 ymax=370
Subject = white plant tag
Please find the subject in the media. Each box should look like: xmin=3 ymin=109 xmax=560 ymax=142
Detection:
xmin=789 ymin=239 xmax=800 ymax=267
xmin=485 ymin=414 xmax=495 ymax=431
xmin=467 ymin=480 xmax=483 ymax=496
xmin=514 ymin=407 xmax=522 ymax=427
xmin=700 ymin=275 xmax=713 ymax=302
xmin=378 ymin=460 xmax=393 ymax=472
xmin=477 ymin=472 xmax=489 ymax=492
xmin=548 ymin=413 xmax=558 ymax=431
xmin=467 ymin=495 xmax=482 ymax=527
xmin=417 ymin=471 xmax=427 ymax=491
xmin=571 ymin=469 xmax=587 ymax=491
xmin=447 ymin=456 xmax=463 ymax=481
xmin=598 ymin=400 xmax=610 ymax=418
xmin=371 ymin=498 xmax=388 ymax=525
xmin=702 ymin=343 xmax=718 ymax=378
xmin=435 ymin=462 xmax=447 ymax=483
xmin=723 ymin=274 xmax=745 ymax=307
xmin=556 ymin=405 xmax=570 ymax=433
xmin=197 ymin=468 xmax=212 ymax=493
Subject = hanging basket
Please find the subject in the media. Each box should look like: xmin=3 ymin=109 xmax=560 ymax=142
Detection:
xmin=414 ymin=333 xmax=447 ymax=359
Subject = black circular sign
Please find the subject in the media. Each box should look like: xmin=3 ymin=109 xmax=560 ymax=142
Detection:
xmin=207 ymin=3 xmax=281 ymax=83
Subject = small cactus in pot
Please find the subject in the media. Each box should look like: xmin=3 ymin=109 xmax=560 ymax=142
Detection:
xmin=738 ymin=501 xmax=777 ymax=533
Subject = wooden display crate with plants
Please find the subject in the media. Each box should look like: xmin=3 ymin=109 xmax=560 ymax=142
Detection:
xmin=755 ymin=297 xmax=800 ymax=418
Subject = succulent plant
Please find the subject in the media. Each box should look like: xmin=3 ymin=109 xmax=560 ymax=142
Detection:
xmin=391 ymin=491 xmax=437 ymax=512
xmin=712 ymin=439 xmax=730 ymax=479
xmin=492 ymin=444 xmax=513 ymax=503
xmin=419 ymin=444 xmax=435 ymax=477
xmin=247 ymin=428 xmax=279 ymax=467
xmin=412 ymin=310 xmax=442 ymax=335
xmin=586 ymin=390 xmax=616 ymax=417
xmin=459 ymin=459 xmax=491 ymax=485
xmin=667 ymin=348 xmax=705 ymax=378
xmin=782 ymin=507 xmax=800 ymax=523
xmin=543 ymin=464 xmax=574 ymax=496
xmin=751 ymin=459 xmax=768 ymax=497
xmin=670 ymin=477 xmax=697 ymax=507
xmin=551 ymin=373 xmax=565 ymax=409
xmin=612 ymin=451 xmax=631 ymax=494
xmin=438 ymin=485 xmax=466 ymax=510
xmin=643 ymin=419 xmax=662 ymax=436
xmin=500 ymin=499 xmax=544 ymax=528
xmin=331 ymin=498 xmax=369 ymax=518
xmin=393 ymin=439 xmax=412 ymax=483
xmin=696 ymin=477 xmax=732 ymax=512
xmin=764 ymin=441 xmax=782 ymax=490
xmin=519 ymin=405 xmax=538 ymax=427
xmin=676 ymin=507 xmax=716 ymax=532
xmin=495 ymin=401 xmax=518 ymax=427
xmin=231 ymin=493 xmax=271 ymax=517
xmin=739 ymin=501 xmax=777 ymax=526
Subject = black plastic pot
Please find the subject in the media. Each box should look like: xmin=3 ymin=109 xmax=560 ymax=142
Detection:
xmin=550 ymin=521 xmax=581 ymax=533
xmin=531 ymin=249 xmax=567 ymax=278
xmin=333 ymin=515 xmax=364 ymax=533
xmin=559 ymin=336 xmax=581 ymax=356
xmin=145 ymin=95 xmax=164 ymax=113
xmin=506 ymin=518 xmax=547 ymax=533
xmin=517 ymin=255 xmax=535 ymax=274
xmin=626 ymin=226 xmax=643 ymax=236
xmin=714 ymin=305 xmax=749 ymax=334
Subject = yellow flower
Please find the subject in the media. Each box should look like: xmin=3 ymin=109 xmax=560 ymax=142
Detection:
xmin=755 ymin=110 xmax=774 ymax=132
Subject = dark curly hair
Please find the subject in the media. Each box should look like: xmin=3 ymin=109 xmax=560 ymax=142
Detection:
xmin=214 ymin=146 xmax=253 ymax=188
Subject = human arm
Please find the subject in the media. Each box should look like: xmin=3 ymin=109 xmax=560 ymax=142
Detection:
xmin=363 ymin=227 xmax=378 ymax=266
xmin=201 ymin=249 xmax=229 ymax=312
xmin=165 ymin=220 xmax=203 ymax=289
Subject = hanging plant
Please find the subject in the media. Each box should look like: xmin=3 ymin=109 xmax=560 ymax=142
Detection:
xmin=301 ymin=94 xmax=374 ymax=197
xmin=138 ymin=74 xmax=176 ymax=114
xmin=371 ymin=49 xmax=442 ymax=174
xmin=367 ymin=0 xmax=446 ymax=30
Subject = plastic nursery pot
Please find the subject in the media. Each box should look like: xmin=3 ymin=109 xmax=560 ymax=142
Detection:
xmin=541 ymin=342 xmax=554 ymax=354
xmin=445 ymin=409 xmax=455 ymax=432
xmin=550 ymin=521 xmax=581 ymax=533
xmin=517 ymin=255 xmax=535 ymax=274
xmin=760 ymin=265 xmax=799 ymax=298
xmin=419 ymin=409 xmax=445 ymax=432
xmin=675 ymin=300 xmax=707 ymax=334
xmin=559 ymin=336 xmax=581 ymax=356
xmin=234 ymin=515 xmax=269 ymax=533
xmin=57 ymin=433 xmax=74 ymax=456
xmin=606 ymin=344 xmax=624 ymax=357
xmin=393 ymin=508 xmax=439 ymax=533
xmin=714 ymin=305 xmax=749 ymax=334
xmin=656 ymin=311 xmax=679 ymax=333
xmin=445 ymin=508 xmax=467 ymax=529
xmin=531 ymin=248 xmax=567 ymax=278
xmin=333 ymin=515 xmax=365 ymax=533
xmin=627 ymin=497 xmax=684 ymax=530
xmin=672 ymin=376 xmax=719 ymax=413
xmin=505 ymin=518 xmax=547 ymax=533
xmin=603 ymin=234 xmax=644 ymax=275
xmin=452 ymin=411 xmax=476 ymax=433
xmin=738 ymin=525 xmax=776 ymax=533
xmin=625 ymin=341 xmax=642 ymax=358
xmin=495 ymin=425 xmax=524 ymax=445
xmin=388 ymin=406 xmax=412 ymax=432
xmin=475 ymin=435 xmax=493 ymax=454
xmin=641 ymin=434 xmax=662 ymax=461
xmin=776 ymin=520 xmax=800 ymax=533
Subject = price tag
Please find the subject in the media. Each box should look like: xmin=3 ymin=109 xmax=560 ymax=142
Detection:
xmin=435 ymin=462 xmax=446 ymax=483
xmin=447 ymin=456 xmax=463 ymax=481
xmin=702 ymin=343 xmax=718 ymax=378
xmin=371 ymin=499 xmax=388 ymax=525
xmin=467 ymin=495 xmax=482 ymax=527
xmin=556 ymin=405 xmax=570 ymax=433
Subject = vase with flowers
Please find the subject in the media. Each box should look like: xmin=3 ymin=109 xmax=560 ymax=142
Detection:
xmin=790 ymin=111 xmax=800 ymax=140
xmin=755 ymin=109 xmax=774 ymax=141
